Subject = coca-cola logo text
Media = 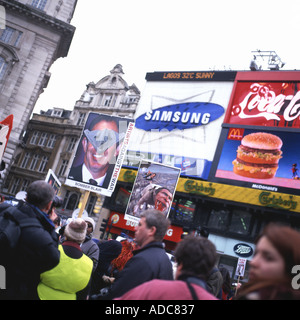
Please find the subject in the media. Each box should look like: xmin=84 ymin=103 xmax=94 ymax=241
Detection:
xmin=231 ymin=83 xmax=300 ymax=126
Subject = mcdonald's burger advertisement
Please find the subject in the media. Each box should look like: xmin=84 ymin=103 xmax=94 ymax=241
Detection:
xmin=209 ymin=125 xmax=300 ymax=195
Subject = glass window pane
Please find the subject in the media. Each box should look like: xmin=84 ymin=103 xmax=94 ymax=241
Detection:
xmin=207 ymin=208 xmax=230 ymax=231
xmin=229 ymin=210 xmax=252 ymax=235
xmin=115 ymin=187 xmax=131 ymax=208
xmin=173 ymin=199 xmax=195 ymax=224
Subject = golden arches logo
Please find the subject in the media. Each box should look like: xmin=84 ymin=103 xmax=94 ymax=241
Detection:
xmin=227 ymin=128 xmax=244 ymax=140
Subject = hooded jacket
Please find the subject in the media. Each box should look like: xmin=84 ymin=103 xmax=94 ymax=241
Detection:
xmin=0 ymin=202 xmax=60 ymax=300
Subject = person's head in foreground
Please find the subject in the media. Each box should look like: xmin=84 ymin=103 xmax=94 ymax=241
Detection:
xmin=236 ymin=223 xmax=300 ymax=300
xmin=134 ymin=209 xmax=170 ymax=248
xmin=174 ymin=234 xmax=217 ymax=281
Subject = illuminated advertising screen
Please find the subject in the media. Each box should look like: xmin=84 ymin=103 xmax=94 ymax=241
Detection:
xmin=127 ymin=71 xmax=235 ymax=180
xmin=209 ymin=127 xmax=300 ymax=195
xmin=224 ymin=81 xmax=300 ymax=128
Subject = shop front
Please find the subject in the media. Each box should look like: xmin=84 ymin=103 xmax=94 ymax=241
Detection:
xmin=102 ymin=167 xmax=300 ymax=282
xmin=103 ymin=210 xmax=183 ymax=251
xmin=102 ymin=70 xmax=300 ymax=283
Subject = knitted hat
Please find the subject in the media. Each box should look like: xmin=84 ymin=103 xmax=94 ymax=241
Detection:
xmin=84 ymin=217 xmax=96 ymax=231
xmin=64 ymin=218 xmax=87 ymax=243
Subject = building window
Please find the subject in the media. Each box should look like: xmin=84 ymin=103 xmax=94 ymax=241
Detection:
xmin=228 ymin=209 xmax=252 ymax=235
xmin=64 ymin=192 xmax=79 ymax=211
xmin=10 ymin=177 xmax=20 ymax=195
xmin=38 ymin=156 xmax=49 ymax=172
xmin=171 ymin=198 xmax=196 ymax=224
xmin=0 ymin=27 xmax=14 ymax=44
xmin=0 ymin=27 xmax=23 ymax=46
xmin=51 ymin=109 xmax=62 ymax=117
xmin=67 ymin=137 xmax=77 ymax=152
xmin=21 ymin=179 xmax=30 ymax=191
xmin=20 ymin=152 xmax=31 ymax=168
xmin=207 ymin=207 xmax=230 ymax=232
xmin=0 ymin=56 xmax=7 ymax=80
xmin=30 ymin=131 xmax=40 ymax=145
xmin=47 ymin=134 xmax=56 ymax=148
xmin=115 ymin=187 xmax=131 ymax=209
xmin=29 ymin=154 xmax=39 ymax=171
xmin=77 ymin=112 xmax=86 ymax=126
xmin=38 ymin=132 xmax=48 ymax=147
xmin=31 ymin=0 xmax=48 ymax=10
xmin=86 ymin=195 xmax=97 ymax=215
xmin=58 ymin=159 xmax=68 ymax=176
xmin=104 ymin=95 xmax=112 ymax=107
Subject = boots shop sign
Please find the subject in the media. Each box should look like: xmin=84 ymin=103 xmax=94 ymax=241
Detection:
xmin=226 ymin=82 xmax=300 ymax=128
xmin=233 ymin=243 xmax=253 ymax=258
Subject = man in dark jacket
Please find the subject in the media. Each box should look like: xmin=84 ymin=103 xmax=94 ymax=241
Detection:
xmin=102 ymin=209 xmax=173 ymax=299
xmin=0 ymin=180 xmax=60 ymax=300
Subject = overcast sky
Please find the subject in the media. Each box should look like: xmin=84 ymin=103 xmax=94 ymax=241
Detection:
xmin=34 ymin=0 xmax=300 ymax=114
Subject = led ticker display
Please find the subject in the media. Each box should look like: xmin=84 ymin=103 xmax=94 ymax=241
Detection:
xmin=209 ymin=128 xmax=300 ymax=195
xmin=146 ymin=71 xmax=237 ymax=82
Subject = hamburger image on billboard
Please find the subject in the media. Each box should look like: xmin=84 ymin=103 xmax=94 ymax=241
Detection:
xmin=232 ymin=132 xmax=283 ymax=179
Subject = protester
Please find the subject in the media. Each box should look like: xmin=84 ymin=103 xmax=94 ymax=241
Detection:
xmin=198 ymin=225 xmax=223 ymax=298
xmin=236 ymin=223 xmax=300 ymax=300
xmin=0 ymin=180 xmax=60 ymax=300
xmin=206 ymin=266 xmax=223 ymax=298
xmin=116 ymin=235 xmax=218 ymax=300
xmin=100 ymin=209 xmax=173 ymax=299
xmin=81 ymin=216 xmax=99 ymax=273
xmin=219 ymin=266 xmax=231 ymax=300
xmin=90 ymin=239 xmax=122 ymax=296
xmin=110 ymin=238 xmax=138 ymax=274
xmin=37 ymin=218 xmax=93 ymax=300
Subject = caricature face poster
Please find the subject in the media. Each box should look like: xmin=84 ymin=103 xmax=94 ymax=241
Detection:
xmin=125 ymin=160 xmax=181 ymax=224
xmin=65 ymin=112 xmax=134 ymax=196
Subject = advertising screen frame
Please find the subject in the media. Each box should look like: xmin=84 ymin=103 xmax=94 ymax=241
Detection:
xmin=209 ymin=126 xmax=300 ymax=196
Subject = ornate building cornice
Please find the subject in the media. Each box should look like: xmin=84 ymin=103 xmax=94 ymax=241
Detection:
xmin=0 ymin=0 xmax=76 ymax=58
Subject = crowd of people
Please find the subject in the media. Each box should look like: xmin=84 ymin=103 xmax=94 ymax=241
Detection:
xmin=0 ymin=180 xmax=300 ymax=300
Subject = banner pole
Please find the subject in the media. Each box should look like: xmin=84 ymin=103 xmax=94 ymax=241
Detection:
xmin=78 ymin=190 xmax=90 ymax=218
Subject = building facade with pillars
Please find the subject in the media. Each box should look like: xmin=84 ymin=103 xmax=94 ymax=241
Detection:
xmin=5 ymin=65 xmax=140 ymax=231
xmin=0 ymin=0 xmax=77 ymax=190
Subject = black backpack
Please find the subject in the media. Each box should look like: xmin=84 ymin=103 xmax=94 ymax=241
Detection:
xmin=0 ymin=204 xmax=41 ymax=266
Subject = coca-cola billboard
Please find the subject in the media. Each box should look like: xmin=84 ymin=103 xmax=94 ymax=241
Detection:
xmin=225 ymin=82 xmax=300 ymax=128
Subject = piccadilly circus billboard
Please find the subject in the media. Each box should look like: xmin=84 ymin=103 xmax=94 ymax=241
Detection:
xmin=126 ymin=73 xmax=235 ymax=180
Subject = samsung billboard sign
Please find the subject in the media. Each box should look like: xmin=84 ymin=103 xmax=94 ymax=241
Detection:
xmin=135 ymin=102 xmax=225 ymax=131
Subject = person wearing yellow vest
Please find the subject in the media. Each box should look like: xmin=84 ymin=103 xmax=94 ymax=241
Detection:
xmin=37 ymin=218 xmax=93 ymax=300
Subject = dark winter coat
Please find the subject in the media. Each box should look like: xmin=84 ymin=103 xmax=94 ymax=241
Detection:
xmin=0 ymin=202 xmax=60 ymax=300
xmin=103 ymin=241 xmax=173 ymax=299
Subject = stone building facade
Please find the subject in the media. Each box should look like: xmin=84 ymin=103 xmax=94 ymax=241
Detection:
xmin=0 ymin=0 xmax=77 ymax=190
xmin=6 ymin=65 xmax=140 ymax=229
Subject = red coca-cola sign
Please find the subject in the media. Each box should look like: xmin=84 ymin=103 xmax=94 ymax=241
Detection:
xmin=226 ymin=82 xmax=300 ymax=128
